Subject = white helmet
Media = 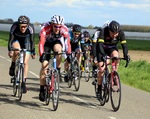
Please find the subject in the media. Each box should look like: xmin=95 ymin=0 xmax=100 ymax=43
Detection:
xmin=51 ymin=15 xmax=64 ymax=25
xmin=102 ymin=21 xmax=110 ymax=28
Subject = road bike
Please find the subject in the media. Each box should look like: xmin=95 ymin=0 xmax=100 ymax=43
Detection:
xmin=81 ymin=46 xmax=93 ymax=82
xmin=44 ymin=52 xmax=65 ymax=111
xmin=11 ymin=48 xmax=28 ymax=101
xmin=94 ymin=56 xmax=129 ymax=111
xmin=67 ymin=52 xmax=82 ymax=91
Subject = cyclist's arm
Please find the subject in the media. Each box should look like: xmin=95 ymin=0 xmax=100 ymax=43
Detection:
xmin=97 ymin=39 xmax=105 ymax=55
xmin=97 ymin=29 xmax=105 ymax=56
xmin=121 ymin=41 xmax=128 ymax=57
xmin=120 ymin=30 xmax=128 ymax=57
xmin=8 ymin=24 xmax=16 ymax=51
xmin=39 ymin=30 xmax=46 ymax=57
xmin=29 ymin=24 xmax=35 ymax=54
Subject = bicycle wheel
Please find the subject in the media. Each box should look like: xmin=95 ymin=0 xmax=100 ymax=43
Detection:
xmin=84 ymin=58 xmax=91 ymax=82
xmin=110 ymin=71 xmax=121 ymax=112
xmin=73 ymin=60 xmax=81 ymax=91
xmin=52 ymin=70 xmax=60 ymax=111
xmin=17 ymin=66 xmax=23 ymax=101
xmin=13 ymin=78 xmax=17 ymax=97
xmin=45 ymin=77 xmax=51 ymax=105
xmin=104 ymin=68 xmax=110 ymax=103
xmin=68 ymin=69 xmax=73 ymax=88
xmin=13 ymin=62 xmax=19 ymax=96
xmin=99 ymin=75 xmax=106 ymax=106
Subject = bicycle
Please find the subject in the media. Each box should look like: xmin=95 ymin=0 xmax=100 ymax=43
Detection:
xmin=67 ymin=51 xmax=82 ymax=91
xmin=44 ymin=51 xmax=65 ymax=111
xmin=81 ymin=46 xmax=93 ymax=82
xmin=11 ymin=48 xmax=28 ymax=101
xmin=96 ymin=56 xmax=129 ymax=111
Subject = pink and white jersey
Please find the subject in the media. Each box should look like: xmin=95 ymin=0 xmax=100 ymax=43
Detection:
xmin=39 ymin=22 xmax=71 ymax=56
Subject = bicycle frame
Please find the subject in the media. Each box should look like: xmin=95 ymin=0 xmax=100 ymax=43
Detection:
xmin=12 ymin=48 xmax=27 ymax=100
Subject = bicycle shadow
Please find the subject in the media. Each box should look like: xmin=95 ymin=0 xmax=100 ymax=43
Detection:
xmin=0 ymin=83 xmax=56 ymax=111
xmin=59 ymin=90 xmax=112 ymax=112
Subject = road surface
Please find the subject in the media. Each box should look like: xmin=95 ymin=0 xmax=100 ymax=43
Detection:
xmin=0 ymin=46 xmax=150 ymax=119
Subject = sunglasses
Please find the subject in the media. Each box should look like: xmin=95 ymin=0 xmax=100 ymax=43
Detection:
xmin=20 ymin=25 xmax=28 ymax=29
xmin=73 ymin=32 xmax=81 ymax=35
xmin=54 ymin=25 xmax=62 ymax=28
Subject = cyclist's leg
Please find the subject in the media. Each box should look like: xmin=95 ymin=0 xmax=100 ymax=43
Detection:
xmin=22 ymin=53 xmax=30 ymax=93
xmin=39 ymin=42 xmax=51 ymax=101
xmin=53 ymin=40 xmax=63 ymax=81
xmin=9 ymin=40 xmax=20 ymax=76
xmin=110 ymin=48 xmax=119 ymax=71
xmin=96 ymin=52 xmax=105 ymax=99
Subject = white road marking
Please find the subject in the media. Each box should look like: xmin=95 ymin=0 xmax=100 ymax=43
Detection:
xmin=108 ymin=116 xmax=117 ymax=119
xmin=29 ymin=71 xmax=39 ymax=78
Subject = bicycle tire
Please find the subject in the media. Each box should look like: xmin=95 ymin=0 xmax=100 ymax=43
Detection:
xmin=110 ymin=71 xmax=121 ymax=112
xmin=13 ymin=77 xmax=17 ymax=96
xmin=45 ymin=77 xmax=51 ymax=105
xmin=99 ymin=75 xmax=106 ymax=106
xmin=68 ymin=69 xmax=72 ymax=88
xmin=52 ymin=70 xmax=60 ymax=111
xmin=13 ymin=81 xmax=17 ymax=97
xmin=13 ymin=61 xmax=19 ymax=96
xmin=104 ymin=68 xmax=110 ymax=103
xmin=83 ymin=58 xmax=91 ymax=82
xmin=17 ymin=66 xmax=23 ymax=101
xmin=73 ymin=60 xmax=81 ymax=91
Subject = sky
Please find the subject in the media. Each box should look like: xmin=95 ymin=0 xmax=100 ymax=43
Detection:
xmin=0 ymin=0 xmax=150 ymax=26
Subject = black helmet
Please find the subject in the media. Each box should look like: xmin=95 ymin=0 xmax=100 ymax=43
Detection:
xmin=18 ymin=15 xmax=30 ymax=24
xmin=108 ymin=20 xmax=120 ymax=33
xmin=83 ymin=31 xmax=90 ymax=37
xmin=72 ymin=24 xmax=82 ymax=32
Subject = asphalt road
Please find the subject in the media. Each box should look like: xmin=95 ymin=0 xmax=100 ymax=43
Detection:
xmin=0 ymin=46 xmax=150 ymax=119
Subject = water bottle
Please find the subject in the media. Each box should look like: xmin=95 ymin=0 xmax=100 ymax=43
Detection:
xmin=53 ymin=58 xmax=56 ymax=69
xmin=102 ymin=75 xmax=106 ymax=85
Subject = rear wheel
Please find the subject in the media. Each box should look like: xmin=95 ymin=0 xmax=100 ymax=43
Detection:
xmin=110 ymin=72 xmax=121 ymax=112
xmin=52 ymin=70 xmax=60 ymax=111
xmin=73 ymin=60 xmax=81 ymax=91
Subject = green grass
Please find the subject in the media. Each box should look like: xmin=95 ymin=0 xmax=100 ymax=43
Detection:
xmin=119 ymin=60 xmax=150 ymax=92
xmin=0 ymin=30 xmax=150 ymax=92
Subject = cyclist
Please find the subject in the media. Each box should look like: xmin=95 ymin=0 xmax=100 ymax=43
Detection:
xmin=8 ymin=15 xmax=36 ymax=93
xmin=80 ymin=30 xmax=92 ymax=72
xmin=64 ymin=24 xmax=83 ymax=82
xmin=96 ymin=20 xmax=130 ymax=99
xmin=39 ymin=15 xmax=71 ymax=101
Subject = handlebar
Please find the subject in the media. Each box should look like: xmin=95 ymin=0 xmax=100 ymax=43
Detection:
xmin=102 ymin=56 xmax=129 ymax=68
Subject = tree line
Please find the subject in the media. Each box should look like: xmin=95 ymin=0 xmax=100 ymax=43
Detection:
xmin=1 ymin=18 xmax=150 ymax=32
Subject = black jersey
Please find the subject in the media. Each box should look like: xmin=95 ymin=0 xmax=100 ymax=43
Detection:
xmin=98 ymin=26 xmax=126 ymax=47
xmin=8 ymin=22 xmax=35 ymax=52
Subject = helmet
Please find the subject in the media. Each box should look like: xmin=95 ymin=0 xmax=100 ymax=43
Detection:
xmin=18 ymin=15 xmax=30 ymax=24
xmin=51 ymin=15 xmax=64 ymax=25
xmin=83 ymin=31 xmax=90 ymax=37
xmin=102 ymin=21 xmax=110 ymax=28
xmin=108 ymin=20 xmax=120 ymax=33
xmin=72 ymin=24 xmax=81 ymax=32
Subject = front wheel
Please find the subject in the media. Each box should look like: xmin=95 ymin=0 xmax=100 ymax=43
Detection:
xmin=52 ymin=70 xmax=60 ymax=111
xmin=45 ymin=77 xmax=51 ymax=105
xmin=73 ymin=60 xmax=81 ymax=91
xmin=17 ymin=66 xmax=23 ymax=101
xmin=110 ymin=71 xmax=121 ymax=112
